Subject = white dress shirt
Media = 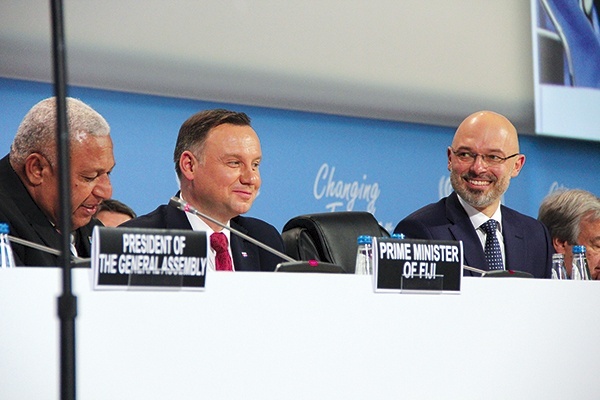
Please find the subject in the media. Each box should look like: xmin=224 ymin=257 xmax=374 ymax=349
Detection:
xmin=457 ymin=195 xmax=505 ymax=269
xmin=184 ymin=209 xmax=235 ymax=271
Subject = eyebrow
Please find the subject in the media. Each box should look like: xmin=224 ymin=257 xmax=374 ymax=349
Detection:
xmin=454 ymin=146 xmax=507 ymax=154
xmin=222 ymin=152 xmax=261 ymax=159
xmin=80 ymin=162 xmax=116 ymax=174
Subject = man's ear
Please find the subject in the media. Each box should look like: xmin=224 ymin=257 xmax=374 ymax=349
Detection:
xmin=552 ymin=237 xmax=568 ymax=254
xmin=179 ymin=150 xmax=198 ymax=181
xmin=23 ymin=153 xmax=48 ymax=185
xmin=510 ymin=154 xmax=526 ymax=177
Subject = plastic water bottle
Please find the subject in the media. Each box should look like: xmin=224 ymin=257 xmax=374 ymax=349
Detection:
xmin=355 ymin=235 xmax=373 ymax=275
xmin=0 ymin=223 xmax=16 ymax=269
xmin=551 ymin=253 xmax=568 ymax=280
xmin=571 ymin=245 xmax=591 ymax=280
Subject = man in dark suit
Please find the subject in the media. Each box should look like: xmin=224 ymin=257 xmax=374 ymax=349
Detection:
xmin=0 ymin=97 xmax=115 ymax=266
xmin=538 ymin=189 xmax=600 ymax=279
xmin=394 ymin=111 xmax=552 ymax=278
xmin=122 ymin=109 xmax=285 ymax=272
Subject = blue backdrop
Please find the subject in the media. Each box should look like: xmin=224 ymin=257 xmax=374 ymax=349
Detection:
xmin=1 ymin=77 xmax=599 ymax=233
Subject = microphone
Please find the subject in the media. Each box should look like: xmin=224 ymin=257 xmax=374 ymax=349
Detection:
xmin=168 ymin=196 xmax=345 ymax=273
xmin=7 ymin=234 xmax=90 ymax=266
xmin=463 ymin=264 xmax=485 ymax=274
xmin=463 ymin=264 xmax=533 ymax=278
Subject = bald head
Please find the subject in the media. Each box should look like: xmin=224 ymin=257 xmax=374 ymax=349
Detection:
xmin=452 ymin=111 xmax=520 ymax=156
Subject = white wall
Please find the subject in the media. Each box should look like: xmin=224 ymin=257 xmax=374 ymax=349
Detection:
xmin=0 ymin=0 xmax=536 ymax=132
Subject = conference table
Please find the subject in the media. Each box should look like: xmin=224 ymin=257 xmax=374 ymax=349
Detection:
xmin=1 ymin=268 xmax=598 ymax=399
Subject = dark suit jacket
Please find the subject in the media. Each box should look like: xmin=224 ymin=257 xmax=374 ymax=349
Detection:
xmin=120 ymin=201 xmax=286 ymax=271
xmin=0 ymin=154 xmax=98 ymax=266
xmin=394 ymin=192 xmax=553 ymax=278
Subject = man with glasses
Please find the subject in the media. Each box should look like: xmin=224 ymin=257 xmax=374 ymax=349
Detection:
xmin=394 ymin=110 xmax=552 ymax=278
xmin=0 ymin=97 xmax=115 ymax=266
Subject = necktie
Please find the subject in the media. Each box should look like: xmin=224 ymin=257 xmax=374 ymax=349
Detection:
xmin=480 ymin=219 xmax=503 ymax=270
xmin=211 ymin=232 xmax=233 ymax=271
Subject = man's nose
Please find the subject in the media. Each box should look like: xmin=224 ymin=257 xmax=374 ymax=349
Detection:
xmin=240 ymin=166 xmax=260 ymax=185
xmin=470 ymin=154 xmax=489 ymax=174
xmin=93 ymin=174 xmax=112 ymax=199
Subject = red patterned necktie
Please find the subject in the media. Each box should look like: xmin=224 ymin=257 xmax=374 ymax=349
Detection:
xmin=211 ymin=232 xmax=233 ymax=271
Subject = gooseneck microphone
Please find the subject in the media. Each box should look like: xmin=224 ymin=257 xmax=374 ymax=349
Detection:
xmin=168 ymin=196 xmax=295 ymax=263
xmin=463 ymin=265 xmax=486 ymax=274
xmin=8 ymin=235 xmax=62 ymax=256
xmin=168 ymin=196 xmax=345 ymax=273
xmin=463 ymin=264 xmax=533 ymax=278
xmin=7 ymin=235 xmax=90 ymax=265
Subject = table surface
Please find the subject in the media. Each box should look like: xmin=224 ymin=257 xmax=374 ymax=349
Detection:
xmin=1 ymin=268 xmax=598 ymax=400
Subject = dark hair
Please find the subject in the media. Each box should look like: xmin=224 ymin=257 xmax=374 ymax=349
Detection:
xmin=173 ymin=109 xmax=251 ymax=178
xmin=96 ymin=199 xmax=137 ymax=219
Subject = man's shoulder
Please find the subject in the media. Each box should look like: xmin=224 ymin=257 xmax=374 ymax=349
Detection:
xmin=500 ymin=204 xmax=545 ymax=228
xmin=0 ymin=154 xmax=21 ymax=199
xmin=0 ymin=153 xmax=10 ymax=172
xmin=121 ymin=205 xmax=171 ymax=229
xmin=231 ymin=215 xmax=283 ymax=248
xmin=394 ymin=195 xmax=459 ymax=238
xmin=231 ymin=215 xmax=284 ymax=261
xmin=232 ymin=215 xmax=280 ymax=235
xmin=402 ymin=196 xmax=450 ymax=223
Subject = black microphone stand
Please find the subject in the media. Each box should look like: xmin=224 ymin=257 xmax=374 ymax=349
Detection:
xmin=50 ymin=1 xmax=77 ymax=399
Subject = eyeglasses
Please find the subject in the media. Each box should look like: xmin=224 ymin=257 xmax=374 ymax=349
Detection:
xmin=450 ymin=148 xmax=520 ymax=166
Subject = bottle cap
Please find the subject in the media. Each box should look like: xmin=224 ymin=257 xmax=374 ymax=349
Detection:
xmin=552 ymin=253 xmax=564 ymax=261
xmin=391 ymin=233 xmax=405 ymax=239
xmin=0 ymin=223 xmax=9 ymax=235
xmin=357 ymin=235 xmax=372 ymax=245
xmin=573 ymin=245 xmax=586 ymax=254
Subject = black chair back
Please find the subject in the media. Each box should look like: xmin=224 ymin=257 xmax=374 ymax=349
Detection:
xmin=282 ymin=211 xmax=389 ymax=273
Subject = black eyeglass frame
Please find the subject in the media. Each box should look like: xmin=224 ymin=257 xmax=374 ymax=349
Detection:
xmin=449 ymin=148 xmax=520 ymax=165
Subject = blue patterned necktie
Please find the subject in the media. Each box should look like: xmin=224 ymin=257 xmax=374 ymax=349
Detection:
xmin=480 ymin=219 xmax=504 ymax=270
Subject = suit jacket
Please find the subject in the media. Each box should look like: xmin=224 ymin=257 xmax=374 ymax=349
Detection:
xmin=0 ymin=154 xmax=98 ymax=267
xmin=393 ymin=192 xmax=553 ymax=278
xmin=120 ymin=200 xmax=286 ymax=272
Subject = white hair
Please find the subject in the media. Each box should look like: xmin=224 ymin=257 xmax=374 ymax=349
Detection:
xmin=10 ymin=97 xmax=110 ymax=167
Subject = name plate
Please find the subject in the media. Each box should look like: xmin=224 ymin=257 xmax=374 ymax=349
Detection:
xmin=373 ymin=238 xmax=463 ymax=293
xmin=91 ymin=226 xmax=207 ymax=291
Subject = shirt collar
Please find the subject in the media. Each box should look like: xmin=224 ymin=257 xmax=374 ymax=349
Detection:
xmin=456 ymin=194 xmax=503 ymax=233
xmin=180 ymin=194 xmax=231 ymax=240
